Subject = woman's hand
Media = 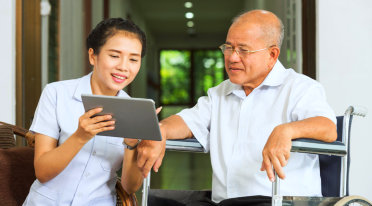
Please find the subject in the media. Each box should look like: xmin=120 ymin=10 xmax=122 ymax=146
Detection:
xmin=74 ymin=107 xmax=115 ymax=143
xmin=35 ymin=107 xmax=115 ymax=183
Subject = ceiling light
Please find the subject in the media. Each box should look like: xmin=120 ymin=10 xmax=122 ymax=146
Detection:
xmin=185 ymin=12 xmax=194 ymax=19
xmin=187 ymin=27 xmax=196 ymax=35
xmin=184 ymin=2 xmax=193 ymax=8
xmin=187 ymin=21 xmax=194 ymax=27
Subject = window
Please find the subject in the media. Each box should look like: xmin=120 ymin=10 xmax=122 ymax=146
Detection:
xmin=285 ymin=0 xmax=302 ymax=73
xmin=150 ymin=49 xmax=225 ymax=190
xmin=159 ymin=49 xmax=226 ymax=119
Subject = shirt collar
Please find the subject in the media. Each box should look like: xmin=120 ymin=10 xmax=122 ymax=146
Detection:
xmin=225 ymin=60 xmax=287 ymax=97
xmin=225 ymin=81 xmax=245 ymax=97
xmin=259 ymin=60 xmax=286 ymax=87
xmin=73 ymin=72 xmax=129 ymax=101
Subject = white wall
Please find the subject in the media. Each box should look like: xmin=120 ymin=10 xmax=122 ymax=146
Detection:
xmin=92 ymin=0 xmax=103 ymax=28
xmin=60 ymin=0 xmax=85 ymax=80
xmin=317 ymin=0 xmax=372 ymax=199
xmin=110 ymin=0 xmax=158 ymax=99
xmin=0 ymin=0 xmax=16 ymax=124
xmin=58 ymin=0 xmax=157 ymax=99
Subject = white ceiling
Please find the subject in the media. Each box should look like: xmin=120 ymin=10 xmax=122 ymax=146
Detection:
xmin=132 ymin=0 xmax=246 ymax=48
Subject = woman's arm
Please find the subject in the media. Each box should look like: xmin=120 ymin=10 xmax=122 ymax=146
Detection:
xmin=34 ymin=133 xmax=88 ymax=183
xmin=121 ymin=139 xmax=143 ymax=194
xmin=34 ymin=107 xmax=115 ymax=183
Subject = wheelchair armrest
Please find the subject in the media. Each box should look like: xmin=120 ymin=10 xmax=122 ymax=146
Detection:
xmin=166 ymin=138 xmax=205 ymax=152
xmin=291 ymin=138 xmax=347 ymax=156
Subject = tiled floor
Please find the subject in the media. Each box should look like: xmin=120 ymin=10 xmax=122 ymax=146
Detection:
xmin=151 ymin=151 xmax=212 ymax=190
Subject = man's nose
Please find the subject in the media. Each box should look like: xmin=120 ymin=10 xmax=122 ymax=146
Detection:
xmin=229 ymin=49 xmax=241 ymax=62
xmin=233 ymin=48 xmax=241 ymax=56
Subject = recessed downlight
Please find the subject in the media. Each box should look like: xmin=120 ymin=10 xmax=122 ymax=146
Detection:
xmin=184 ymin=2 xmax=193 ymax=8
xmin=187 ymin=21 xmax=194 ymax=27
xmin=185 ymin=12 xmax=194 ymax=19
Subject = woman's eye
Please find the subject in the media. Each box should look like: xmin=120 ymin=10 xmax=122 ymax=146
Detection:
xmin=110 ymin=55 xmax=119 ymax=58
xmin=130 ymin=58 xmax=139 ymax=62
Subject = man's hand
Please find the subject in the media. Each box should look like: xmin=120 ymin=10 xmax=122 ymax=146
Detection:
xmin=136 ymin=113 xmax=194 ymax=178
xmin=260 ymin=124 xmax=293 ymax=182
xmin=136 ymin=135 xmax=166 ymax=177
xmin=136 ymin=107 xmax=166 ymax=178
xmin=260 ymin=117 xmax=337 ymax=182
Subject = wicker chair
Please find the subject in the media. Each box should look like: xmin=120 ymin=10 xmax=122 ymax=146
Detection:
xmin=0 ymin=121 xmax=137 ymax=206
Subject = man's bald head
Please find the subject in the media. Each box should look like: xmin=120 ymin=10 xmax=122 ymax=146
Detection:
xmin=232 ymin=10 xmax=284 ymax=49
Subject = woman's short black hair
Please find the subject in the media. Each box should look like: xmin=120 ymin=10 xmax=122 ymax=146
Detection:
xmin=86 ymin=18 xmax=146 ymax=57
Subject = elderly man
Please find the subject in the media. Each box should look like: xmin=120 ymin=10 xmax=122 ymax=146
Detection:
xmin=137 ymin=9 xmax=337 ymax=205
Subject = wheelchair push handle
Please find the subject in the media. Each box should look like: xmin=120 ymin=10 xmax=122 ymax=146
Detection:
xmin=349 ymin=105 xmax=367 ymax=117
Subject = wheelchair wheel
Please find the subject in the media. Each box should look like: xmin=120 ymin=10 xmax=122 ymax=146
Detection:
xmin=335 ymin=195 xmax=372 ymax=206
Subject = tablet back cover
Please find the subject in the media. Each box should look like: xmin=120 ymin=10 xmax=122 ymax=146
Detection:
xmin=82 ymin=94 xmax=162 ymax=141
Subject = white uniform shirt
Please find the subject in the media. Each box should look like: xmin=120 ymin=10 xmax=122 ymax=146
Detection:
xmin=178 ymin=61 xmax=336 ymax=203
xmin=23 ymin=73 xmax=127 ymax=206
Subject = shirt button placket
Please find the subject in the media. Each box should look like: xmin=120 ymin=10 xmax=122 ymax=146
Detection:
xmin=231 ymin=96 xmax=253 ymax=197
xmin=227 ymin=99 xmax=245 ymax=198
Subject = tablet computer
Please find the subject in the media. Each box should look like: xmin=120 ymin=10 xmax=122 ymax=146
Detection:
xmin=81 ymin=94 xmax=162 ymax=141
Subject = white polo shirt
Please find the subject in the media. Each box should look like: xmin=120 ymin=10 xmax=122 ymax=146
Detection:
xmin=178 ymin=61 xmax=336 ymax=203
xmin=23 ymin=73 xmax=127 ymax=206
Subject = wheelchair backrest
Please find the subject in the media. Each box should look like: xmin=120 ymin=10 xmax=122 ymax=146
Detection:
xmin=319 ymin=115 xmax=352 ymax=197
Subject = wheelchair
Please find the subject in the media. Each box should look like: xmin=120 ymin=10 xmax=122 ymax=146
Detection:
xmin=141 ymin=106 xmax=372 ymax=206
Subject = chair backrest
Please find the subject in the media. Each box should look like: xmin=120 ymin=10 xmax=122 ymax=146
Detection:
xmin=0 ymin=123 xmax=36 ymax=205
xmin=319 ymin=115 xmax=352 ymax=197
xmin=0 ymin=124 xmax=16 ymax=148
xmin=0 ymin=121 xmax=137 ymax=206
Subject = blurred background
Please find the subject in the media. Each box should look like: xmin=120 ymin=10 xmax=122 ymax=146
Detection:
xmin=1 ymin=0 xmax=371 ymax=201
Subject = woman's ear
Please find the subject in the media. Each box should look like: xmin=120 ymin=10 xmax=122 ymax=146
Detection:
xmin=88 ymin=48 xmax=96 ymax=66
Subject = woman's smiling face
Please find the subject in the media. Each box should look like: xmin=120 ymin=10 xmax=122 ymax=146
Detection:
xmin=89 ymin=32 xmax=142 ymax=96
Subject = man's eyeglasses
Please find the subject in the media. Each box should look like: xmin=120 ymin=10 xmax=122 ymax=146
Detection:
xmin=219 ymin=44 xmax=275 ymax=57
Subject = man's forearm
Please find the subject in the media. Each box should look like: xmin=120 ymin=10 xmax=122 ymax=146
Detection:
xmin=160 ymin=115 xmax=193 ymax=140
xmin=283 ymin=116 xmax=337 ymax=142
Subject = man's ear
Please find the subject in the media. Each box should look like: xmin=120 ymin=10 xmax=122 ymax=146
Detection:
xmin=268 ymin=46 xmax=280 ymax=68
xmin=88 ymin=48 xmax=96 ymax=66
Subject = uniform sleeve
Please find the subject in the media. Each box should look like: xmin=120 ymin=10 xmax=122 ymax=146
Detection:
xmin=177 ymin=93 xmax=212 ymax=152
xmin=291 ymin=82 xmax=337 ymax=125
xmin=29 ymin=84 xmax=60 ymax=139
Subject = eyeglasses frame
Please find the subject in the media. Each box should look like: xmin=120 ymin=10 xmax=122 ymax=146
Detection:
xmin=219 ymin=44 xmax=276 ymax=57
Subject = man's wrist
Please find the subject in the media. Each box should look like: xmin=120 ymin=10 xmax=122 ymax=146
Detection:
xmin=278 ymin=123 xmax=295 ymax=140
